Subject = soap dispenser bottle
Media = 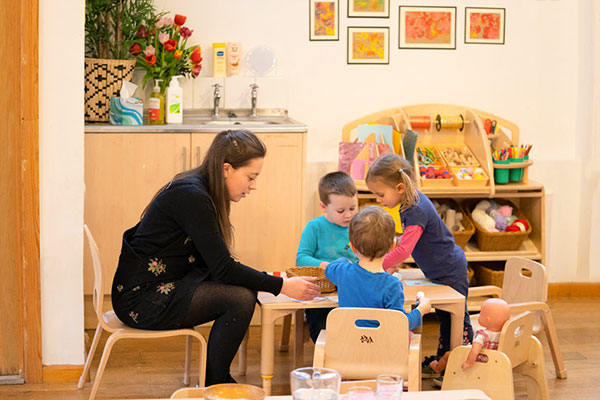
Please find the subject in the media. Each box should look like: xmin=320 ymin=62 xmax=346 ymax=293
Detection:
xmin=166 ymin=75 xmax=183 ymax=124
xmin=148 ymin=79 xmax=164 ymax=125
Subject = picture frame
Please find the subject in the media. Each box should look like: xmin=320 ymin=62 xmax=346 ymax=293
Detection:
xmin=399 ymin=6 xmax=456 ymax=49
xmin=347 ymin=26 xmax=390 ymax=64
xmin=465 ymin=7 xmax=505 ymax=44
xmin=348 ymin=0 xmax=390 ymax=18
xmin=309 ymin=0 xmax=340 ymax=41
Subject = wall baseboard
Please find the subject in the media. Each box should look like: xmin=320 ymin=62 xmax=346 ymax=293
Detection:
xmin=42 ymin=364 xmax=84 ymax=383
xmin=549 ymin=282 xmax=600 ymax=298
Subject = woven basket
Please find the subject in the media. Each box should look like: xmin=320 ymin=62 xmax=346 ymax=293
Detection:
xmin=438 ymin=199 xmax=475 ymax=249
xmin=466 ymin=199 xmax=532 ymax=251
xmin=473 ymin=264 xmax=531 ymax=288
xmin=286 ymin=267 xmax=336 ymax=293
xmin=84 ymin=58 xmax=136 ymax=122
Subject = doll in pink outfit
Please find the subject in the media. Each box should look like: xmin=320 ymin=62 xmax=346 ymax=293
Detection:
xmin=429 ymin=297 xmax=511 ymax=373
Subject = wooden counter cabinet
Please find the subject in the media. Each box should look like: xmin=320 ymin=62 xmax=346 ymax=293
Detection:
xmin=84 ymin=131 xmax=306 ymax=296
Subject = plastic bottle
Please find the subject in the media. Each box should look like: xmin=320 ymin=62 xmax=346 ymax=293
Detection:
xmin=226 ymin=42 xmax=242 ymax=76
xmin=212 ymin=43 xmax=227 ymax=77
xmin=166 ymin=76 xmax=183 ymax=124
xmin=148 ymin=79 xmax=164 ymax=125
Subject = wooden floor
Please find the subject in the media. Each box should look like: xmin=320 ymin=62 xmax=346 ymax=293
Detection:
xmin=1 ymin=297 xmax=599 ymax=399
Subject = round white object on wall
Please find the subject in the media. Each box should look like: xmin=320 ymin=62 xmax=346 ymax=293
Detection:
xmin=247 ymin=45 xmax=276 ymax=76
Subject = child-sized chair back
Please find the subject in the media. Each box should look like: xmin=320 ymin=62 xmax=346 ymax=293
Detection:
xmin=497 ymin=311 xmax=535 ymax=368
xmin=84 ymin=224 xmax=108 ymax=330
xmin=323 ymin=308 xmax=410 ymax=380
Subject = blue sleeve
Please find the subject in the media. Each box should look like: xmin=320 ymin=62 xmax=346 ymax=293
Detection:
xmin=296 ymin=219 xmax=322 ymax=267
xmin=324 ymin=258 xmax=345 ymax=286
xmin=384 ymin=278 xmax=422 ymax=330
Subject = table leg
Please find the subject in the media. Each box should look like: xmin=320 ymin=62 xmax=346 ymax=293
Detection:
xmin=435 ymin=302 xmax=465 ymax=349
xmin=293 ymin=309 xmax=304 ymax=368
xmin=261 ymin=309 xmax=275 ymax=396
xmin=238 ymin=329 xmax=248 ymax=376
xmin=280 ymin=314 xmax=292 ymax=352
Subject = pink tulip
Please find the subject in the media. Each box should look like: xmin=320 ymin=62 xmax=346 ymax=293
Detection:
xmin=158 ymin=33 xmax=169 ymax=44
xmin=155 ymin=16 xmax=174 ymax=28
xmin=179 ymin=27 xmax=193 ymax=38
xmin=143 ymin=45 xmax=155 ymax=57
xmin=192 ymin=64 xmax=202 ymax=77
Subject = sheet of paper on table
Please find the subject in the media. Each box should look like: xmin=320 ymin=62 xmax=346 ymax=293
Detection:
xmin=403 ymin=279 xmax=442 ymax=287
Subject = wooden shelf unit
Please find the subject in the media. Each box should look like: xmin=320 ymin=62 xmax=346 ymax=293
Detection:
xmin=346 ymin=104 xmax=545 ymax=267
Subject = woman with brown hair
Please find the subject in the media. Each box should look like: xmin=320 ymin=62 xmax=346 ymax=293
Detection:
xmin=111 ymin=130 xmax=320 ymax=385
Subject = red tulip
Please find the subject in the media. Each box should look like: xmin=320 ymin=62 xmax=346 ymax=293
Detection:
xmin=135 ymin=25 xmax=149 ymax=38
xmin=164 ymin=39 xmax=177 ymax=52
xmin=174 ymin=50 xmax=182 ymax=60
xmin=144 ymin=54 xmax=156 ymax=66
xmin=129 ymin=43 xmax=142 ymax=56
xmin=190 ymin=46 xmax=202 ymax=64
xmin=179 ymin=27 xmax=193 ymax=38
xmin=174 ymin=14 xmax=187 ymax=26
xmin=192 ymin=64 xmax=202 ymax=77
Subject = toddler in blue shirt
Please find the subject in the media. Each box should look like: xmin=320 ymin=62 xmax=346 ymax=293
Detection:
xmin=296 ymin=171 xmax=359 ymax=341
xmin=326 ymin=206 xmax=431 ymax=330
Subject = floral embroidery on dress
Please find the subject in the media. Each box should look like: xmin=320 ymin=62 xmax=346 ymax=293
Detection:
xmin=129 ymin=311 xmax=139 ymax=324
xmin=156 ymin=282 xmax=175 ymax=295
xmin=132 ymin=285 xmax=140 ymax=291
xmin=148 ymin=258 xmax=166 ymax=276
xmin=188 ymin=255 xmax=196 ymax=263
xmin=116 ymin=284 xmax=124 ymax=292
xmin=184 ymin=236 xmax=192 ymax=245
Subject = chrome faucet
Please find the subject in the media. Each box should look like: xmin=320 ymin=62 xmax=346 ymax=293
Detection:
xmin=213 ymin=83 xmax=222 ymax=118
xmin=249 ymin=83 xmax=259 ymax=118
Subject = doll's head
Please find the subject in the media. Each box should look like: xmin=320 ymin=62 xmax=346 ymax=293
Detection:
xmin=478 ymin=298 xmax=511 ymax=332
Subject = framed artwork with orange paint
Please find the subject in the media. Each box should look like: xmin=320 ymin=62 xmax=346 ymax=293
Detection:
xmin=347 ymin=26 xmax=389 ymax=64
xmin=399 ymin=6 xmax=456 ymax=49
xmin=348 ymin=0 xmax=390 ymax=18
xmin=310 ymin=0 xmax=339 ymax=41
xmin=465 ymin=7 xmax=505 ymax=44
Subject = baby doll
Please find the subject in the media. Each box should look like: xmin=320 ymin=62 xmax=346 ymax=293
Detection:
xmin=430 ymin=297 xmax=511 ymax=373
xmin=461 ymin=298 xmax=511 ymax=370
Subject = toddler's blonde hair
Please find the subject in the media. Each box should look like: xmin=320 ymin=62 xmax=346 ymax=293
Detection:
xmin=366 ymin=154 xmax=419 ymax=212
xmin=349 ymin=206 xmax=395 ymax=261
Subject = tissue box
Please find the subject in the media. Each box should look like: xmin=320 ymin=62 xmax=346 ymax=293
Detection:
xmin=109 ymin=97 xmax=143 ymax=125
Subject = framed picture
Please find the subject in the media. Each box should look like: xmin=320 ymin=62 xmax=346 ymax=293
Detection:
xmin=309 ymin=0 xmax=339 ymax=41
xmin=465 ymin=7 xmax=505 ymax=44
xmin=399 ymin=6 xmax=456 ymax=49
xmin=348 ymin=0 xmax=390 ymax=18
xmin=347 ymin=26 xmax=390 ymax=64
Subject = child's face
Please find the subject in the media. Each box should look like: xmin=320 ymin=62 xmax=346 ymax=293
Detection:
xmin=321 ymin=194 xmax=358 ymax=227
xmin=366 ymin=179 xmax=404 ymax=209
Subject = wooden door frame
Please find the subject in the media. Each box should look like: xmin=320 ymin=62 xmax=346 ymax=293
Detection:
xmin=2 ymin=0 xmax=42 ymax=383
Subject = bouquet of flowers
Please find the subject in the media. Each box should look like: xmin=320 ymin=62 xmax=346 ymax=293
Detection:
xmin=129 ymin=13 xmax=203 ymax=92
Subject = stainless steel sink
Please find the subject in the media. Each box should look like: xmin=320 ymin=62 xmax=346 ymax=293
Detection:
xmin=200 ymin=118 xmax=280 ymax=125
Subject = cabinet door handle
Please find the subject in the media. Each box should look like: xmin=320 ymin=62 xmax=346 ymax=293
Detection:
xmin=182 ymin=146 xmax=187 ymax=171
xmin=196 ymin=146 xmax=201 ymax=167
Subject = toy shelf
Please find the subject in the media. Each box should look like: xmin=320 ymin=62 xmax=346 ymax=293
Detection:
xmin=344 ymin=104 xmax=545 ymax=265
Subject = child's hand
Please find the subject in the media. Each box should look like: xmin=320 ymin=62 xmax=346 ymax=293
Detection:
xmin=461 ymin=359 xmax=473 ymax=371
xmin=386 ymin=265 xmax=400 ymax=274
xmin=416 ymin=295 xmax=432 ymax=315
xmin=319 ymin=261 xmax=329 ymax=270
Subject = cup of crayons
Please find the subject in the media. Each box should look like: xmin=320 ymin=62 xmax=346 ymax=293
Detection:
xmin=492 ymin=144 xmax=532 ymax=184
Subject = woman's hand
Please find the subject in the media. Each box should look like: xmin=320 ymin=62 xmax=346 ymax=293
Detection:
xmin=281 ymin=277 xmax=320 ymax=301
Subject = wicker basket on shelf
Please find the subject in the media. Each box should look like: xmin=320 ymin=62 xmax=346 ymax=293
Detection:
xmin=437 ymin=199 xmax=475 ymax=249
xmin=286 ymin=267 xmax=336 ymax=293
xmin=465 ymin=199 xmax=532 ymax=251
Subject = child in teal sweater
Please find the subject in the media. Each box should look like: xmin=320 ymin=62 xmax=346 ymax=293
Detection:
xmin=296 ymin=171 xmax=359 ymax=341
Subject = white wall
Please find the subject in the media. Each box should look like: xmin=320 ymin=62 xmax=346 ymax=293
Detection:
xmin=39 ymin=0 xmax=598 ymax=365
xmin=39 ymin=0 xmax=85 ymax=365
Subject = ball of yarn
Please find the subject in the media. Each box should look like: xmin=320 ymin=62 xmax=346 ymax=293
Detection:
xmin=508 ymin=218 xmax=529 ymax=232
xmin=499 ymin=205 xmax=513 ymax=217
xmin=472 ymin=209 xmax=496 ymax=232
xmin=475 ymin=200 xmax=491 ymax=211
xmin=493 ymin=214 xmax=507 ymax=231
xmin=486 ymin=204 xmax=500 ymax=217
xmin=505 ymin=215 xmax=518 ymax=225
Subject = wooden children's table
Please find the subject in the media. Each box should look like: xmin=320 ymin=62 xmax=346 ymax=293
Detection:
xmin=255 ymin=270 xmax=465 ymax=396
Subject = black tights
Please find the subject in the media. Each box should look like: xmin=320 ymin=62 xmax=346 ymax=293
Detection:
xmin=181 ymin=281 xmax=257 ymax=386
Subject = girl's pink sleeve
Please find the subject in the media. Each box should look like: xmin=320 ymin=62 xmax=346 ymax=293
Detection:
xmin=382 ymin=225 xmax=424 ymax=272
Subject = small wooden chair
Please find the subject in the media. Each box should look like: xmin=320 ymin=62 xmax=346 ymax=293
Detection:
xmin=313 ymin=307 xmax=422 ymax=391
xmin=170 ymin=387 xmax=204 ymax=398
xmin=79 ymin=225 xmax=208 ymax=400
xmin=469 ymin=257 xmax=566 ymax=378
xmin=442 ymin=311 xmax=549 ymax=400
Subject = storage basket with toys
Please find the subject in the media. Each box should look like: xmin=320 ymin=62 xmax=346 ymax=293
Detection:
xmin=286 ymin=267 xmax=336 ymax=293
xmin=416 ymin=146 xmax=453 ymax=187
xmin=432 ymin=199 xmax=475 ymax=249
xmin=466 ymin=199 xmax=531 ymax=251
xmin=472 ymin=263 xmax=531 ymax=288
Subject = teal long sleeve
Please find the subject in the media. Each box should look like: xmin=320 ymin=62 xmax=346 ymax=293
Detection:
xmin=296 ymin=216 xmax=358 ymax=266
